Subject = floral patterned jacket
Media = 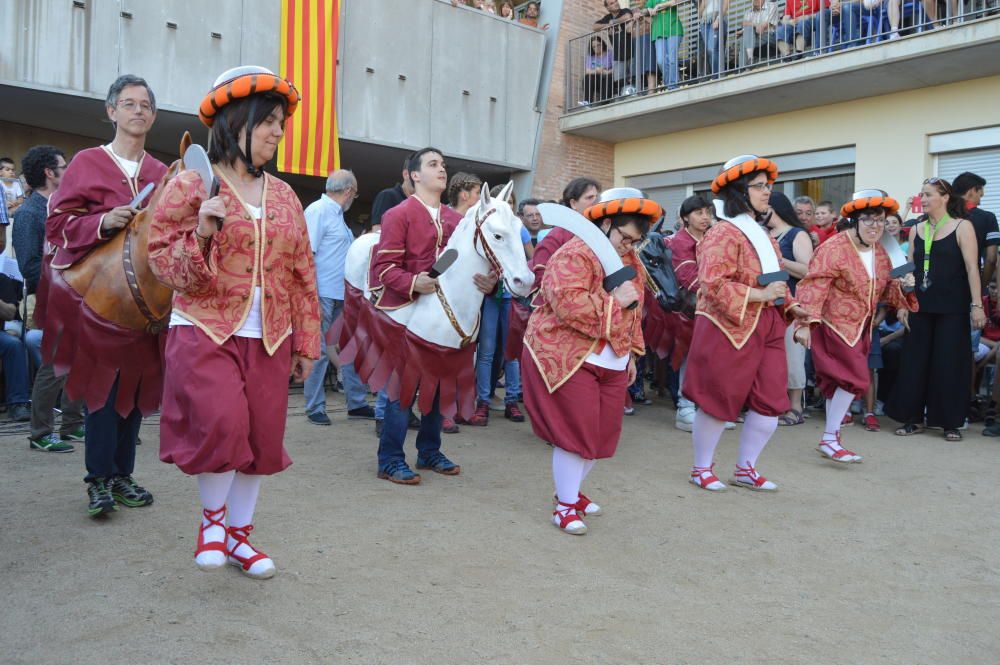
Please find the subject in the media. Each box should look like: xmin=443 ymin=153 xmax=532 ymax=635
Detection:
xmin=795 ymin=230 xmax=919 ymax=346
xmin=695 ymin=220 xmax=798 ymax=349
xmin=149 ymin=169 xmax=321 ymax=359
xmin=525 ymin=237 xmax=646 ymax=392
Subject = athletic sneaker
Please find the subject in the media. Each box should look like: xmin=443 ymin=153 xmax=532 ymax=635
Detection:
xmin=87 ymin=479 xmax=117 ymax=517
xmin=29 ymin=433 xmax=74 ymax=453
xmin=110 ymin=476 xmax=154 ymax=507
xmin=62 ymin=428 xmax=86 ymax=442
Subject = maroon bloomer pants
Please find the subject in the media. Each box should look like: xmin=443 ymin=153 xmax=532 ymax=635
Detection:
xmin=521 ymin=350 xmax=629 ymax=460
xmin=810 ymin=321 xmax=872 ymax=399
xmin=683 ymin=306 xmax=790 ymax=422
xmin=159 ymin=326 xmax=293 ymax=476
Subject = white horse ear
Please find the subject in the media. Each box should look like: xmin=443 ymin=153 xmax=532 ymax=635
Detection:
xmin=498 ymin=181 xmax=514 ymax=205
xmin=480 ymin=182 xmax=491 ymax=209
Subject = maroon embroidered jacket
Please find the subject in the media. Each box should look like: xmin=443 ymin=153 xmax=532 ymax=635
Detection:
xmin=369 ymin=195 xmax=461 ymax=310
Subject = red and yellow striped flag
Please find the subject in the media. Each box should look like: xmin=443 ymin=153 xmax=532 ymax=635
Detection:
xmin=277 ymin=0 xmax=340 ymax=177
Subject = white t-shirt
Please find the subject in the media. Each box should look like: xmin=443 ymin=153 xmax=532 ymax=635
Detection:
xmin=104 ymin=144 xmax=139 ymax=178
xmin=1 ymin=178 xmax=24 ymax=205
xmin=170 ymin=204 xmax=264 ymax=338
xmin=585 ymin=342 xmax=630 ymax=371
xmin=860 ymin=249 xmax=874 ymax=278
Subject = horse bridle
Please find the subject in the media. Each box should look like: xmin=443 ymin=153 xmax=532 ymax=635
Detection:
xmin=435 ymin=206 xmax=505 ymax=348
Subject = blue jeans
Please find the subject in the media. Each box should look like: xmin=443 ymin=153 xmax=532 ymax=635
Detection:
xmin=476 ymin=297 xmax=520 ymax=404
xmin=776 ymin=14 xmax=827 ymax=50
xmin=377 ymin=392 xmax=442 ymax=469
xmin=0 ymin=332 xmax=29 ymax=405
xmin=654 ymin=36 xmax=682 ymax=89
xmin=833 ymin=2 xmax=864 ymax=49
xmin=304 ymin=296 xmax=369 ymax=414
xmin=699 ymin=18 xmax=726 ymax=76
xmin=633 ymin=35 xmax=656 ymax=81
xmin=374 ymin=389 xmax=389 ymax=420
xmin=25 ymin=329 xmax=42 ymax=369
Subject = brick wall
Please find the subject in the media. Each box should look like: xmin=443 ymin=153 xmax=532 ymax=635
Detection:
xmin=530 ymin=0 xmax=618 ymax=201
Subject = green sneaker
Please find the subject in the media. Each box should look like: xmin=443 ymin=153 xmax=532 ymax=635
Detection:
xmin=62 ymin=428 xmax=85 ymax=443
xmin=110 ymin=476 xmax=154 ymax=507
xmin=87 ymin=479 xmax=117 ymax=517
xmin=29 ymin=434 xmax=75 ymax=453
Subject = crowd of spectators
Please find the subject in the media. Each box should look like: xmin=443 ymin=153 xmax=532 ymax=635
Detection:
xmin=575 ymin=0 xmax=987 ymax=106
xmin=451 ymin=0 xmax=546 ymax=27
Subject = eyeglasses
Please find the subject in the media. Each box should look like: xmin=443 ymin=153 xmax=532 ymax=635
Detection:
xmin=614 ymin=227 xmax=644 ymax=246
xmin=748 ymin=182 xmax=773 ymax=192
xmin=857 ymin=216 xmax=886 ymax=227
xmin=116 ymin=100 xmax=153 ymax=114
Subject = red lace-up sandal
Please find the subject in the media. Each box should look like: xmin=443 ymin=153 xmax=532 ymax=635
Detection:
xmin=690 ymin=465 xmax=727 ymax=491
xmin=551 ymin=492 xmax=602 ymax=516
xmin=227 ymin=524 xmax=276 ymax=579
xmin=731 ymin=462 xmax=778 ymax=491
xmin=817 ymin=432 xmax=862 ymax=463
xmin=195 ymin=506 xmax=228 ymax=571
xmin=552 ymin=501 xmax=588 ymax=535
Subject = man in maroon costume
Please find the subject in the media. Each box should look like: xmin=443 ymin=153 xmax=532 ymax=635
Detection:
xmin=364 ymin=147 xmax=496 ymax=484
xmin=42 ymin=75 xmax=167 ymax=517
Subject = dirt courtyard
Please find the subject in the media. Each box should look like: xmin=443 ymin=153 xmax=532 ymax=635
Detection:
xmin=2 ymin=390 xmax=998 ymax=665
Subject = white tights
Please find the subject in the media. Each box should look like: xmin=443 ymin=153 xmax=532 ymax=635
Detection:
xmin=692 ymin=409 xmax=777 ymax=469
xmin=196 ymin=471 xmax=264 ymax=555
xmin=552 ymin=447 xmax=595 ymax=511
xmin=823 ymin=388 xmax=855 ymax=450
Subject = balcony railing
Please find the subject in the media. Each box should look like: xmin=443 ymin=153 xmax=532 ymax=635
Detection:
xmin=565 ymin=1 xmax=1000 ymax=111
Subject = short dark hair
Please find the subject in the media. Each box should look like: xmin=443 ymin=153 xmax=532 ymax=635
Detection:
xmin=517 ymin=198 xmax=541 ymax=215
xmin=561 ymin=177 xmax=600 ymax=207
xmin=952 ymin=171 xmax=987 ymax=197
xmin=0 ymin=157 xmax=13 ymax=168
xmin=20 ymin=145 xmax=65 ymax=189
xmin=105 ymin=74 xmax=157 ymax=113
xmin=816 ymin=200 xmax=835 ymax=211
xmin=678 ymin=194 xmax=712 ymax=224
xmin=208 ymin=92 xmax=288 ymax=166
xmin=406 ymin=147 xmax=444 ymax=187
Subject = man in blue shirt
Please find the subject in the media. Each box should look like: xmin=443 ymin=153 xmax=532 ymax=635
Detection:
xmin=303 ymin=170 xmax=375 ymax=425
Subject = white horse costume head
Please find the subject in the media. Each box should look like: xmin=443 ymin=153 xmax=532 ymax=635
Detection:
xmin=343 ymin=181 xmax=533 ymax=351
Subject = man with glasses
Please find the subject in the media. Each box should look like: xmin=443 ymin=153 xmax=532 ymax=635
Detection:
xmin=13 ymin=145 xmax=84 ymax=451
xmin=302 ymin=169 xmax=374 ymax=426
xmin=43 ymin=74 xmax=167 ymax=517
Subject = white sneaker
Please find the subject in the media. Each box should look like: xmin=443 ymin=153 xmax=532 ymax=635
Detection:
xmin=724 ymin=421 xmax=737 ymax=430
xmin=676 ymin=406 xmax=695 ymax=431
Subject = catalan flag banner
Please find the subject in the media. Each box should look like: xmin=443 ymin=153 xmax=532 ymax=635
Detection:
xmin=277 ymin=0 xmax=340 ymax=176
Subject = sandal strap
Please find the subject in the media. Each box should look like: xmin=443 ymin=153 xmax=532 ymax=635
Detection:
xmin=227 ymin=524 xmax=270 ymax=570
xmin=196 ymin=506 xmax=228 ymax=556
xmin=554 ymin=502 xmax=585 ymax=528
xmin=691 ymin=465 xmax=722 ymax=487
xmin=734 ymin=463 xmax=767 ymax=486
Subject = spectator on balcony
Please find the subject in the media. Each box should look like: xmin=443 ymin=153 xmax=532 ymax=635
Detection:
xmin=477 ymin=0 xmax=497 ymax=13
xmin=632 ymin=4 xmax=658 ymax=91
xmin=699 ymin=0 xmax=730 ymax=78
xmin=644 ymin=0 xmax=686 ymax=90
xmin=594 ymin=0 xmax=635 ymax=95
xmin=499 ymin=1 xmax=516 ymax=19
xmin=776 ymin=0 xmax=830 ymax=58
xmin=742 ymin=0 xmax=781 ymax=66
xmin=582 ymin=36 xmax=615 ymax=105
xmin=830 ymin=0 xmax=864 ymax=50
xmin=520 ymin=1 xmax=541 ymax=27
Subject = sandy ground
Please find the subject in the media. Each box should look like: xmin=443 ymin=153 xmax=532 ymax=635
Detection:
xmin=2 ymin=389 xmax=999 ymax=665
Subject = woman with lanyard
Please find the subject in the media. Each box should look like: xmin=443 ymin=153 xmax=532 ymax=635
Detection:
xmin=794 ymin=190 xmax=917 ymax=463
xmin=766 ymin=191 xmax=814 ymax=427
xmin=149 ymin=66 xmax=321 ymax=578
xmin=684 ymin=155 xmax=810 ymax=492
xmin=522 ymin=188 xmax=659 ymax=535
xmin=886 ymin=178 xmax=985 ymax=441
